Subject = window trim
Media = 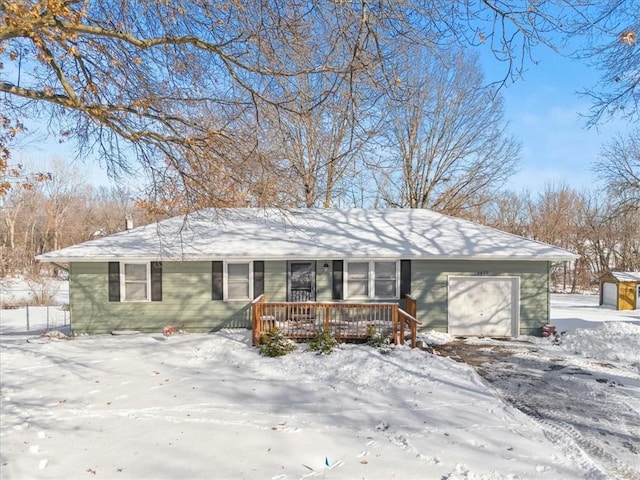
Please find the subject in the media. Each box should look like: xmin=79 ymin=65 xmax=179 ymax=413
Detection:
xmin=344 ymin=260 xmax=400 ymax=300
xmin=224 ymin=261 xmax=254 ymax=301
xmin=345 ymin=261 xmax=370 ymax=299
xmin=120 ymin=261 xmax=151 ymax=302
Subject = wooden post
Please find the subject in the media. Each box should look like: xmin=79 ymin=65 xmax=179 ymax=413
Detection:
xmin=410 ymin=320 xmax=417 ymax=349
xmin=405 ymin=294 xmax=417 ymax=318
xmin=392 ymin=306 xmax=398 ymax=345
xmin=324 ymin=304 xmax=330 ymax=333
xmin=399 ymin=311 xmax=405 ymax=346
xmin=252 ymin=295 xmax=265 ymax=347
xmin=252 ymin=301 xmax=258 ymax=346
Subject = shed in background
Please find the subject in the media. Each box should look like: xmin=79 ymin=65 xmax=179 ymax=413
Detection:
xmin=600 ymin=272 xmax=640 ymax=310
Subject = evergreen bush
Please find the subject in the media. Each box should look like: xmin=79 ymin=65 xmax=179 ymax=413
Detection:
xmin=307 ymin=329 xmax=339 ymax=355
xmin=259 ymin=327 xmax=296 ymax=357
xmin=366 ymin=324 xmax=392 ymax=354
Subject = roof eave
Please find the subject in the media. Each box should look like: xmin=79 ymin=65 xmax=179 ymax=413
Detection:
xmin=36 ymin=253 xmax=580 ymax=263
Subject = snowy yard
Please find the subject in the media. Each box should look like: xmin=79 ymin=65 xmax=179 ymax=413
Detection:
xmin=0 ymin=292 xmax=638 ymax=479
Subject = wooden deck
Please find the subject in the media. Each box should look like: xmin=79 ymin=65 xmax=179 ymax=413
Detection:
xmin=251 ymin=295 xmax=420 ymax=348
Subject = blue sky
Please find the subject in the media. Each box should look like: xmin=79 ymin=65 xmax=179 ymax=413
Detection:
xmin=13 ymin=127 xmax=114 ymax=188
xmin=480 ymin=46 xmax=631 ymax=195
xmin=12 ymin=41 xmax=631 ymax=197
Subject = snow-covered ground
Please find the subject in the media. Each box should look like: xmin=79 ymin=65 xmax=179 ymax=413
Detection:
xmin=449 ymin=328 xmax=639 ymax=478
xmin=0 ymin=277 xmax=70 ymax=335
xmin=0 ymin=276 xmax=69 ymax=306
xmin=551 ymin=293 xmax=640 ymax=333
xmin=1 ymin=290 xmax=638 ymax=479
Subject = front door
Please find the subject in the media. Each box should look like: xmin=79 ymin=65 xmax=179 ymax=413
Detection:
xmin=288 ymin=261 xmax=316 ymax=302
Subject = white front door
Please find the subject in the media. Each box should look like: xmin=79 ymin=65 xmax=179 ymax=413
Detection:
xmin=448 ymin=276 xmax=520 ymax=337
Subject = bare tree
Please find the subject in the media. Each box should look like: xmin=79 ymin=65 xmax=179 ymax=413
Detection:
xmin=136 ymin=110 xmax=298 ymax=215
xmin=452 ymin=182 xmax=638 ymax=291
xmin=0 ymin=158 xmax=148 ymax=274
xmin=579 ymin=193 xmax=640 ymax=276
xmin=378 ymin=48 xmax=519 ymax=214
xmin=578 ymin=2 xmax=640 ymax=124
xmin=86 ymin=185 xmax=140 ymax=236
xmin=261 ymin=65 xmax=380 ymax=207
xmin=595 ymin=129 xmax=640 ymax=214
xmin=0 ymin=1 xmax=382 ymax=182
xmin=475 ymin=190 xmax=532 ymax=237
xmin=1 ymin=0 xmax=635 ymax=196
xmin=526 ymin=183 xmax=615 ymax=292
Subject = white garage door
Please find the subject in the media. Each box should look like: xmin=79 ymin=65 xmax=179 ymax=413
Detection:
xmin=602 ymin=282 xmax=617 ymax=307
xmin=448 ymin=276 xmax=520 ymax=337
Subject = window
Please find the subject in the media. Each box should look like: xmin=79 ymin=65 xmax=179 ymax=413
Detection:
xmin=374 ymin=261 xmax=397 ymax=297
xmin=123 ymin=263 xmax=149 ymax=301
xmin=225 ymin=262 xmax=252 ymax=300
xmin=347 ymin=262 xmax=369 ymax=298
xmin=108 ymin=262 xmax=161 ymax=303
xmin=346 ymin=260 xmax=399 ymax=299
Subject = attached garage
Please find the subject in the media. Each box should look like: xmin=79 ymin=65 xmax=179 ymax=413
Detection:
xmin=448 ymin=276 xmax=520 ymax=337
xmin=600 ymin=272 xmax=640 ymax=310
xmin=36 ymin=208 xmax=579 ymax=336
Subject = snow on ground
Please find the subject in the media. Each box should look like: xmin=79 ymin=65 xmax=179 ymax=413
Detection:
xmin=0 ymin=305 xmax=70 ymax=336
xmin=1 ymin=291 xmax=638 ymax=479
xmin=550 ymin=293 xmax=639 ymax=333
xmin=0 ymin=277 xmax=70 ymax=335
xmin=423 ymin=294 xmax=640 ymax=479
xmin=452 ymin=329 xmax=640 ymax=480
xmin=0 ymin=332 xmax=602 ymax=480
xmin=0 ymin=276 xmax=69 ymax=306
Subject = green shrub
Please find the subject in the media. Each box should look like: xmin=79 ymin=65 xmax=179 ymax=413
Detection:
xmin=307 ymin=329 xmax=339 ymax=355
xmin=366 ymin=324 xmax=392 ymax=354
xmin=259 ymin=327 xmax=296 ymax=357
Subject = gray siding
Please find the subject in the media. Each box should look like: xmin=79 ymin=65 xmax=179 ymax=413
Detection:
xmin=70 ymin=262 xmax=254 ymax=334
xmin=69 ymin=259 xmax=550 ymax=336
xmin=315 ymin=260 xmax=333 ymax=301
xmin=264 ymin=261 xmax=286 ymax=301
xmin=411 ymin=260 xmax=549 ymax=336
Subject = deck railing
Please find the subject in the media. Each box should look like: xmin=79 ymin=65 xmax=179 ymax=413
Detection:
xmin=401 ymin=294 xmax=419 ymax=348
xmin=251 ymin=294 xmax=420 ymax=348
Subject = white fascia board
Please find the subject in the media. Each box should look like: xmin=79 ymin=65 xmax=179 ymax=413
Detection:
xmin=36 ymin=255 xmax=163 ymax=263
xmin=36 ymin=252 xmax=579 ymax=263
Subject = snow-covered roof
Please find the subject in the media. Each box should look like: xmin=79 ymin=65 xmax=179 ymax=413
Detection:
xmin=611 ymin=272 xmax=640 ymax=282
xmin=36 ymin=208 xmax=578 ymax=263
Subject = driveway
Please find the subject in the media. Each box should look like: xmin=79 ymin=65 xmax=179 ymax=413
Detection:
xmin=433 ymin=336 xmax=640 ymax=479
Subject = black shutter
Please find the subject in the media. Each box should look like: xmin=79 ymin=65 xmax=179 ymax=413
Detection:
xmin=212 ymin=261 xmax=223 ymax=300
xmin=253 ymin=261 xmax=264 ymax=298
xmin=151 ymin=262 xmax=162 ymax=301
xmin=332 ymin=260 xmax=343 ymax=300
xmin=108 ymin=262 xmax=120 ymax=302
xmin=400 ymin=260 xmax=411 ymax=298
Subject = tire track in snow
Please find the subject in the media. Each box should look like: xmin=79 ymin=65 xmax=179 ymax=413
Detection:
xmin=436 ymin=339 xmax=640 ymax=480
xmin=506 ymin=396 xmax=609 ymax=479
xmin=495 ymin=364 xmax=640 ymax=480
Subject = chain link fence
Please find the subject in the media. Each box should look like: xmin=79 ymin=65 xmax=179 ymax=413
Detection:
xmin=0 ymin=285 xmax=70 ymax=335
